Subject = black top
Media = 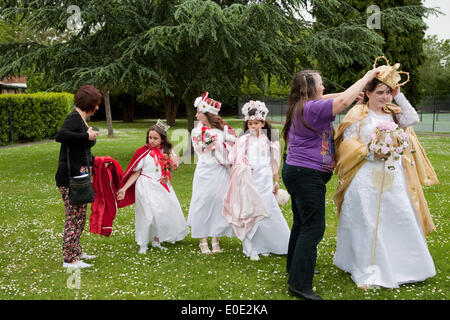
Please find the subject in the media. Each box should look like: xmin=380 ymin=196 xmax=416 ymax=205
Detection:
xmin=55 ymin=111 xmax=96 ymax=187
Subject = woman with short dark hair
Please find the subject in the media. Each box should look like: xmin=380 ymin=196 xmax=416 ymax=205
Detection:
xmin=55 ymin=85 xmax=102 ymax=268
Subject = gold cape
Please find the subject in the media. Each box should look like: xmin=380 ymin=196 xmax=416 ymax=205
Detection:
xmin=333 ymin=103 xmax=439 ymax=237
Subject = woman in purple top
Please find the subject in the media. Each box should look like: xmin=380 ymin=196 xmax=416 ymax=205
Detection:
xmin=281 ymin=68 xmax=379 ymax=300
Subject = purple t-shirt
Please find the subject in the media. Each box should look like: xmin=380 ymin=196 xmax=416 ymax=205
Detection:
xmin=285 ymin=99 xmax=335 ymax=172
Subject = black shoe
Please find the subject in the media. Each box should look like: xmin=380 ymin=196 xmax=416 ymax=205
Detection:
xmin=288 ymin=286 xmax=323 ymax=300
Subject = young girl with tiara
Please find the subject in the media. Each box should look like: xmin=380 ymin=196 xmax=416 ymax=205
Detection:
xmin=117 ymin=120 xmax=188 ymax=253
xmin=187 ymin=92 xmax=237 ymax=254
xmin=223 ymin=101 xmax=290 ymax=261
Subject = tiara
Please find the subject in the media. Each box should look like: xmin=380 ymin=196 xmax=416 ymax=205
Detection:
xmin=373 ymin=56 xmax=410 ymax=89
xmin=155 ymin=119 xmax=170 ymax=132
xmin=241 ymin=100 xmax=269 ymax=121
xmin=194 ymin=92 xmax=222 ymax=115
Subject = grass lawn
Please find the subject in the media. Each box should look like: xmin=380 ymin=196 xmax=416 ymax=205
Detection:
xmin=0 ymin=118 xmax=448 ymax=300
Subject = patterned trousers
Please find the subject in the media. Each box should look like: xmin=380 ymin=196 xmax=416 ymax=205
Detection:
xmin=59 ymin=167 xmax=89 ymax=263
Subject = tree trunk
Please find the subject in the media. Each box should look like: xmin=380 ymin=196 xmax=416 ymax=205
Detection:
xmin=183 ymin=92 xmax=197 ymax=156
xmin=123 ymin=96 xmax=135 ymax=122
xmin=184 ymin=93 xmax=196 ymax=134
xmin=103 ymin=90 xmax=114 ymax=138
xmin=163 ymin=96 xmax=178 ymax=126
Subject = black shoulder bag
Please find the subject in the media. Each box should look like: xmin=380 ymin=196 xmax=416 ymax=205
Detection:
xmin=66 ymin=145 xmax=95 ymax=205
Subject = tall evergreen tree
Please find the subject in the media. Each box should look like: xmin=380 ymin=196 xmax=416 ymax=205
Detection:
xmin=313 ymin=0 xmax=439 ymax=106
xmin=1 ymin=0 xmax=433 ymax=133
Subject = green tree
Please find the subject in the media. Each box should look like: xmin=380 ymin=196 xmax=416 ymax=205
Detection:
xmin=1 ymin=0 xmax=428 ymax=135
xmin=313 ymin=0 xmax=439 ymax=107
xmin=419 ymin=35 xmax=450 ymax=96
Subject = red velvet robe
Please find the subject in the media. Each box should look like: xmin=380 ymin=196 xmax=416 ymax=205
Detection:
xmin=90 ymin=156 xmax=123 ymax=237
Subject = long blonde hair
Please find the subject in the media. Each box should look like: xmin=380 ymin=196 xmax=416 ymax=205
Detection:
xmin=282 ymin=70 xmax=320 ymax=144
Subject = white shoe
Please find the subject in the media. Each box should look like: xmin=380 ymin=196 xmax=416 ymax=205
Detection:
xmin=261 ymin=253 xmax=271 ymax=257
xmin=152 ymin=242 xmax=168 ymax=251
xmin=138 ymin=246 xmax=148 ymax=254
xmin=250 ymin=255 xmax=260 ymax=261
xmin=80 ymin=253 xmax=96 ymax=260
xmin=63 ymin=260 xmax=92 ymax=268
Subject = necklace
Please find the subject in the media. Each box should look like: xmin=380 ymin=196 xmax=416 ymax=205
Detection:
xmin=76 ymin=108 xmax=89 ymax=127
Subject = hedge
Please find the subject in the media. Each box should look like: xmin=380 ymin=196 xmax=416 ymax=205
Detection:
xmin=0 ymin=92 xmax=74 ymax=146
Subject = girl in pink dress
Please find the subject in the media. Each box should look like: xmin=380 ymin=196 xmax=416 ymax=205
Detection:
xmin=223 ymin=101 xmax=290 ymax=261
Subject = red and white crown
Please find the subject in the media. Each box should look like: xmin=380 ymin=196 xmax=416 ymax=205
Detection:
xmin=194 ymin=92 xmax=222 ymax=115
xmin=241 ymin=100 xmax=269 ymax=121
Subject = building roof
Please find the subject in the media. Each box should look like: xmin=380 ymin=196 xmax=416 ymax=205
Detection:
xmin=0 ymin=76 xmax=28 ymax=89
xmin=0 ymin=81 xmax=27 ymax=89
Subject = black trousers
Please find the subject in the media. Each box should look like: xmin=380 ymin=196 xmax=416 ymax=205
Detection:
xmin=282 ymin=163 xmax=332 ymax=291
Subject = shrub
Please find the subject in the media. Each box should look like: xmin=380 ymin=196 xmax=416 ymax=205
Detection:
xmin=0 ymin=92 xmax=73 ymax=145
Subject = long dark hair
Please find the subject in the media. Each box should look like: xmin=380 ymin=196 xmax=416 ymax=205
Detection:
xmin=282 ymin=70 xmax=320 ymax=144
xmin=146 ymin=125 xmax=173 ymax=154
xmin=204 ymin=112 xmax=224 ymax=130
xmin=362 ymin=78 xmax=398 ymax=124
xmin=243 ymin=109 xmax=278 ymax=142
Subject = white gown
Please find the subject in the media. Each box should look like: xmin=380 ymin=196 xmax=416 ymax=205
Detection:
xmin=187 ymin=126 xmax=235 ymax=238
xmin=242 ymin=135 xmax=290 ymax=257
xmin=133 ymin=152 xmax=188 ymax=246
xmin=333 ymin=94 xmax=436 ymax=288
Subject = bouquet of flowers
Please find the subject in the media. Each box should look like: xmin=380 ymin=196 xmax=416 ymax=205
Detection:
xmin=367 ymin=120 xmax=409 ymax=170
xmin=160 ymin=153 xmax=178 ymax=182
xmin=192 ymin=126 xmax=218 ymax=153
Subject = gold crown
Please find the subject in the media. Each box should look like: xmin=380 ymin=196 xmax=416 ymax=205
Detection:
xmin=373 ymin=56 xmax=410 ymax=89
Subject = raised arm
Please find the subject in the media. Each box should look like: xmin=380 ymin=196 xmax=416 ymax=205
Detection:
xmin=55 ymin=113 xmax=99 ymax=143
xmin=393 ymin=89 xmax=419 ymax=127
xmin=332 ymin=68 xmax=380 ymax=116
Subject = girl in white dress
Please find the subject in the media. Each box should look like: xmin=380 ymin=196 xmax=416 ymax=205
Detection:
xmin=187 ymin=92 xmax=236 ymax=254
xmin=223 ymin=101 xmax=290 ymax=261
xmin=117 ymin=120 xmax=188 ymax=253
xmin=333 ymin=79 xmax=437 ymax=289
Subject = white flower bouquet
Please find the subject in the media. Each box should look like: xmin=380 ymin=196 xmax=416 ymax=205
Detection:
xmin=367 ymin=120 xmax=409 ymax=170
xmin=275 ymin=189 xmax=290 ymax=205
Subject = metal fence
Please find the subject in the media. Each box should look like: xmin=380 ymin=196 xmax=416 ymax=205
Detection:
xmin=238 ymin=95 xmax=450 ymax=133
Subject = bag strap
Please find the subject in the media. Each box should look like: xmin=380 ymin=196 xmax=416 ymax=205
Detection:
xmin=66 ymin=147 xmax=71 ymax=180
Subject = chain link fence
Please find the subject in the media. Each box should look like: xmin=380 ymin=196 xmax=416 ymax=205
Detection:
xmin=238 ymin=95 xmax=450 ymax=133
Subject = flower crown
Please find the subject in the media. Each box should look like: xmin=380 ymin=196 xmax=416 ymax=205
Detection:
xmin=242 ymin=100 xmax=269 ymax=121
xmin=194 ymin=92 xmax=222 ymax=115
xmin=155 ymin=119 xmax=170 ymax=133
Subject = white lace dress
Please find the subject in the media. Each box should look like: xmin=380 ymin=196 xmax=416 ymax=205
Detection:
xmin=134 ymin=152 xmax=188 ymax=246
xmin=242 ymin=134 xmax=290 ymax=257
xmin=333 ymin=93 xmax=436 ymax=288
xmin=187 ymin=126 xmax=235 ymax=238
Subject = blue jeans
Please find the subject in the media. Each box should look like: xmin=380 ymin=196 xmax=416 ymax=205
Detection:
xmin=282 ymin=163 xmax=332 ymax=291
